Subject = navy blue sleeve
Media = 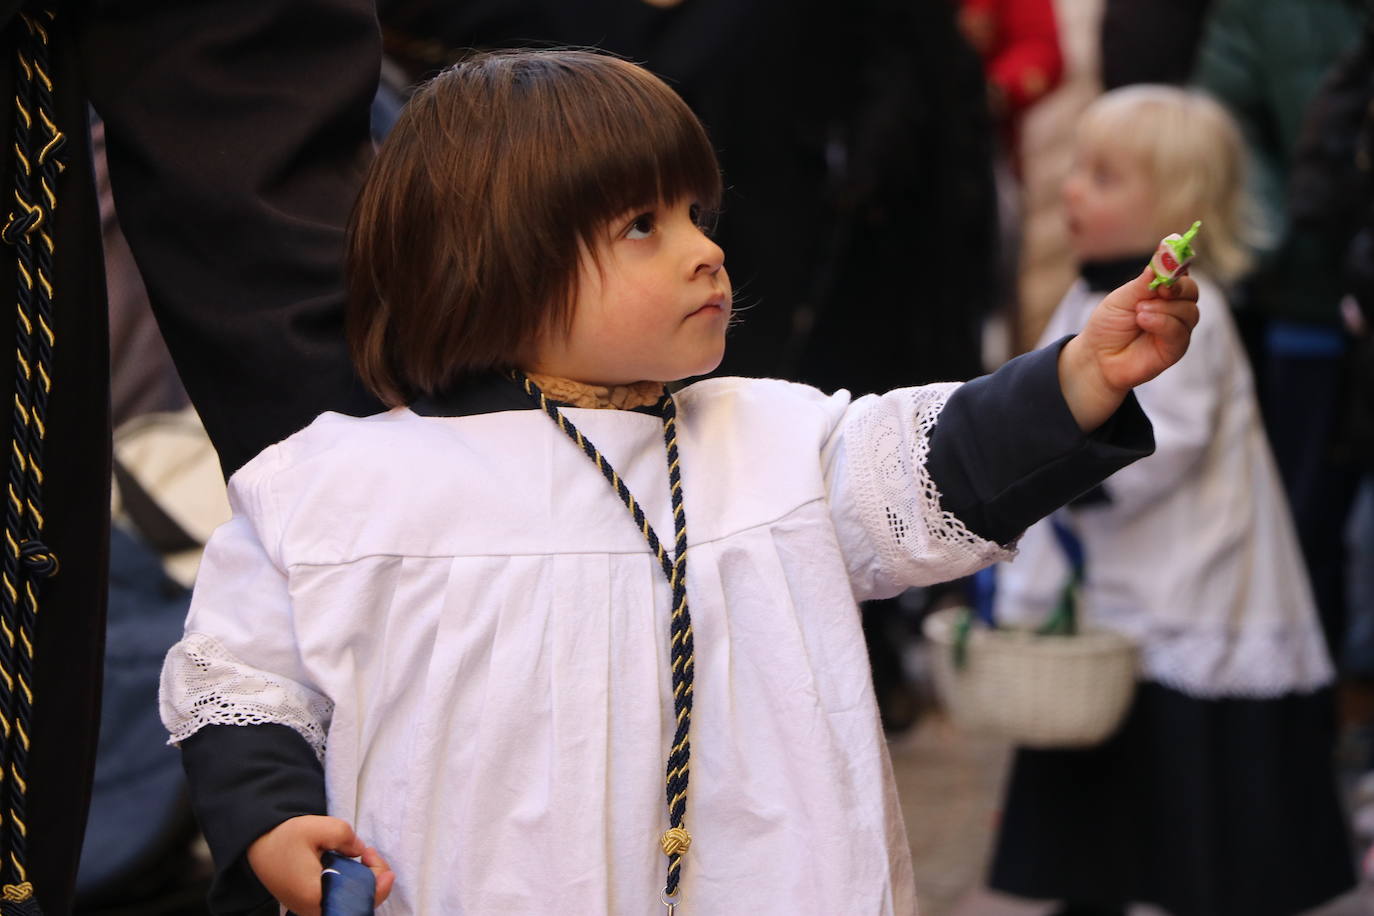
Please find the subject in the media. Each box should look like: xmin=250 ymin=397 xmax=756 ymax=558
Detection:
xmin=181 ymin=723 xmax=327 ymax=915
xmin=925 ymin=336 xmax=1155 ymax=545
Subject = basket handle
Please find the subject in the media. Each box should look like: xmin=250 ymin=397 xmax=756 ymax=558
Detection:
xmin=1037 ymin=515 xmax=1084 ymax=636
xmin=955 ymin=513 xmax=1086 ymax=666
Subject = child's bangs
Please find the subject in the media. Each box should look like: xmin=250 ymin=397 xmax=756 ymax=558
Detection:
xmin=587 ymin=100 xmax=722 ymax=223
xmin=549 ymin=56 xmax=722 ymax=237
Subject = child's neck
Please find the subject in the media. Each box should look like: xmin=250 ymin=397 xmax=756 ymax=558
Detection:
xmin=524 ymin=371 xmax=665 ymax=410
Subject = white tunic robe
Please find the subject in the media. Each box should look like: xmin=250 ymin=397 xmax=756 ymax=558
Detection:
xmin=162 ymin=377 xmax=1014 ymax=914
xmin=996 ymin=278 xmax=1333 ymax=698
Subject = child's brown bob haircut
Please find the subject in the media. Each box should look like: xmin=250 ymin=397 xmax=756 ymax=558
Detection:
xmin=347 ymin=49 xmax=724 ymax=406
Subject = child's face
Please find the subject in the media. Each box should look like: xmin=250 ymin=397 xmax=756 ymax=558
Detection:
xmin=528 ymin=197 xmax=730 ymax=385
xmin=1062 ymin=142 xmax=1160 ymax=262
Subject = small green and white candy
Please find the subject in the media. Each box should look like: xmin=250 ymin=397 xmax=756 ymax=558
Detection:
xmin=1148 ymin=220 xmax=1202 ymax=290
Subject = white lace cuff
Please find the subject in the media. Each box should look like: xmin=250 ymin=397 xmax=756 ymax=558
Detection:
xmin=159 ymin=632 xmax=333 ymax=759
xmin=849 ymin=384 xmax=1015 ymax=587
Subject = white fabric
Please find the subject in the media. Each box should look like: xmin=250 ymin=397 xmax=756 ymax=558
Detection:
xmin=160 ymin=632 xmax=334 ymax=758
xmin=995 ymin=278 xmax=1333 ymax=698
xmin=161 ymin=376 xmax=1012 ymax=915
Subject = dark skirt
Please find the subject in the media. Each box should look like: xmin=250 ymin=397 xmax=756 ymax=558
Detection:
xmin=988 ymin=681 xmax=1357 ymax=916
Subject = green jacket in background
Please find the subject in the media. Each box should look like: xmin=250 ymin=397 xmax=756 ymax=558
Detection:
xmin=1193 ymin=0 xmax=1368 ymax=324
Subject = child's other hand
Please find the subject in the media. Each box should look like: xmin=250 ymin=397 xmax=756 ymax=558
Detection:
xmin=1059 ymin=266 xmax=1200 ymax=431
xmin=246 ymin=815 xmax=396 ymax=916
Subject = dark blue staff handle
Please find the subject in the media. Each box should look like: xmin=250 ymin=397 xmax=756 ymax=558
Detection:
xmin=320 ymin=851 xmax=377 ymax=916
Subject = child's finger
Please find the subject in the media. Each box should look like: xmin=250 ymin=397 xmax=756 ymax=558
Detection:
xmin=1153 ymin=273 xmax=1198 ymax=302
xmin=1135 ymin=306 xmax=1196 ymax=368
xmin=361 ymin=846 xmax=396 ymax=904
xmin=360 ymin=845 xmax=390 ymax=870
xmin=315 ymin=817 xmax=364 ymax=858
xmin=1126 ymin=265 xmax=1158 ymax=299
xmin=1138 ymin=293 xmax=1200 ymax=333
xmin=1136 ymin=307 xmax=1189 ymax=335
xmin=374 ymin=869 xmax=396 ymax=905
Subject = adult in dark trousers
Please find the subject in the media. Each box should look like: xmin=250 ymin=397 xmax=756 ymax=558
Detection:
xmin=1283 ymin=17 xmax=1374 ymax=861
xmin=0 ymin=2 xmax=381 ymax=912
xmin=1193 ymin=0 xmax=1369 ymax=660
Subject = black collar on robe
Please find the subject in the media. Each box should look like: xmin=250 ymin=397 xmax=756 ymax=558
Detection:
xmin=1080 ymin=254 xmax=1152 ymax=293
xmin=409 ymin=372 xmax=664 ymax=419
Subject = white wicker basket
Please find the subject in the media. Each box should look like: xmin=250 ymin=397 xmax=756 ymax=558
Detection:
xmin=922 ymin=607 xmax=1139 ymax=748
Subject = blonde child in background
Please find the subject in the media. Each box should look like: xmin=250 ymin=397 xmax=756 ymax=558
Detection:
xmin=158 ymin=52 xmax=1198 ymax=915
xmin=988 ymin=85 xmax=1354 ymax=916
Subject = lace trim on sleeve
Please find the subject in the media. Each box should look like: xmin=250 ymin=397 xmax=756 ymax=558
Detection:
xmin=159 ymin=632 xmax=333 ymax=760
xmin=851 ymin=384 xmax=1016 ymax=585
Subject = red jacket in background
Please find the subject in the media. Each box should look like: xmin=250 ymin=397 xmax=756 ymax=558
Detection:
xmin=959 ymin=0 xmax=1064 ymax=126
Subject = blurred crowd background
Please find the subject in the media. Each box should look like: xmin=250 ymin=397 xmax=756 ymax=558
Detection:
xmin=78 ymin=0 xmax=1374 ymax=913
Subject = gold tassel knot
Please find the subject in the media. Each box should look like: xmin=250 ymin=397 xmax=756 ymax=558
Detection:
xmin=659 ymin=826 xmax=692 ymax=857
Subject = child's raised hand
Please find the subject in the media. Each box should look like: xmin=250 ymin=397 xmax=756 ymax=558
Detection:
xmin=1058 ymin=266 xmax=1200 ymax=431
xmin=246 ymin=814 xmax=395 ymax=916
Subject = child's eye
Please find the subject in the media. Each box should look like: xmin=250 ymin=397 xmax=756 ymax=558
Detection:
xmin=626 ymin=213 xmax=655 ymax=240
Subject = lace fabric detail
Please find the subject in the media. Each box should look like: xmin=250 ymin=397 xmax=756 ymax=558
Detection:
xmin=160 ymin=632 xmax=333 ymax=759
xmin=1140 ymin=623 xmax=1335 ymax=699
xmin=849 ymin=384 xmax=1015 ymax=585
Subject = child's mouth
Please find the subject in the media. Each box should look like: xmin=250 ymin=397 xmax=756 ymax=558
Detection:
xmin=687 ymin=297 xmax=728 ymax=319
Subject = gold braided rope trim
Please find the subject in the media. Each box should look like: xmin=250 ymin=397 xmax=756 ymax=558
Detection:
xmin=659 ymin=826 xmax=691 ymax=857
xmin=522 ymin=373 xmax=664 ymax=410
xmin=1 ymin=881 xmax=30 ymax=901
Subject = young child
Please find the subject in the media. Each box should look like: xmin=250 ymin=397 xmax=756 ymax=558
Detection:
xmin=987 ymin=86 xmax=1354 ymax=916
xmin=158 ymin=51 xmax=1198 ymax=915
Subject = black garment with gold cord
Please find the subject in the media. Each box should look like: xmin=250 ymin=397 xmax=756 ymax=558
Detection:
xmin=0 ymin=7 xmax=69 ymax=912
xmin=0 ymin=1 xmax=382 ymax=912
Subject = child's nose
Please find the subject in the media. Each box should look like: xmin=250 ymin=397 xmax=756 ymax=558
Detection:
xmin=695 ymin=232 xmax=725 ymax=277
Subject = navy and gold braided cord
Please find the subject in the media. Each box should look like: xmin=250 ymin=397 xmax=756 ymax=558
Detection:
xmin=516 ymin=373 xmax=695 ymax=900
xmin=0 ymin=5 xmax=62 ymax=913
xmin=657 ymin=396 xmax=692 ymax=898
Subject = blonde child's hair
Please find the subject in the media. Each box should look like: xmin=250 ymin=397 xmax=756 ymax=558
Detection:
xmin=1075 ymin=85 xmax=1268 ymax=285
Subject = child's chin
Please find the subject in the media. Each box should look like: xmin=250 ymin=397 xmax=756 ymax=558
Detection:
xmin=664 ymin=348 xmax=725 ymax=381
xmin=693 ymin=349 xmax=727 ymax=378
